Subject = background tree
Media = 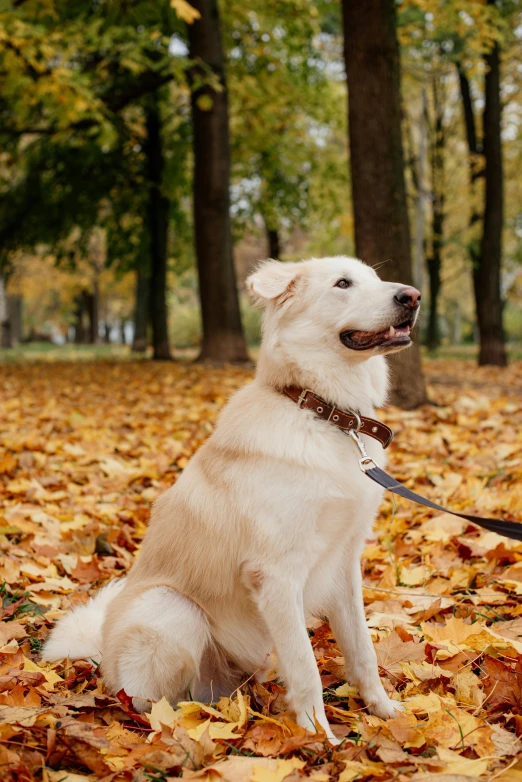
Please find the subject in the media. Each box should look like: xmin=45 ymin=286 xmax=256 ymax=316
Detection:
xmin=0 ymin=0 xmax=193 ymax=354
xmin=342 ymin=0 xmax=428 ymax=408
xmin=425 ymin=71 xmax=447 ymax=352
xmin=225 ymin=0 xmax=347 ymax=260
xmin=458 ymin=36 xmax=507 ymax=366
xmin=145 ymin=90 xmax=172 ymax=360
xmin=400 ymin=0 xmax=514 ymax=366
xmin=188 ymin=0 xmax=248 ymax=363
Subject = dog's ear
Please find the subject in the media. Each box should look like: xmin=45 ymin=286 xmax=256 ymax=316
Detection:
xmin=246 ymin=260 xmax=299 ymax=306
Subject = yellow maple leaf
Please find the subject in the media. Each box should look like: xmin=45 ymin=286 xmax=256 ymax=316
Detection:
xmin=400 ymin=564 xmax=431 ymax=586
xmin=170 ymin=0 xmax=201 ymax=23
xmin=177 ymin=699 xmax=233 ymax=722
xmin=421 ymin=616 xmax=507 ymax=658
xmin=22 ymin=657 xmax=62 ymax=691
xmin=43 ymin=771 xmax=94 ymax=782
xmin=338 ymin=761 xmax=388 ymax=780
xmin=251 ymin=758 xmax=306 ymax=782
xmin=403 ymin=691 xmax=444 ymax=715
xmin=435 ymin=747 xmax=491 ymax=777
xmin=186 ymin=717 xmax=240 ymax=741
xmin=146 ymin=696 xmax=178 ymax=732
xmin=334 ymin=682 xmax=358 ymax=698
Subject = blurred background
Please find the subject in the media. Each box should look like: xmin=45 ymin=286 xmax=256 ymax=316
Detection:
xmin=0 ymin=0 xmax=521 ymax=409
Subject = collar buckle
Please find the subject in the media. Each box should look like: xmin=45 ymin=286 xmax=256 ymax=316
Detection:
xmin=297 ymin=388 xmax=311 ymax=408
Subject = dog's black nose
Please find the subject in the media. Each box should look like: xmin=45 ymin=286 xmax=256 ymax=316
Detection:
xmin=394 ymin=286 xmax=421 ymax=309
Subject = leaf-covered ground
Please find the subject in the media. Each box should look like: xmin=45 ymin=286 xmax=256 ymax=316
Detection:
xmin=1 ymin=359 xmax=522 ymax=782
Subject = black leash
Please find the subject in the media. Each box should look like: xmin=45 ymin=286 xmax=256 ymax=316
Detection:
xmin=346 ymin=430 xmax=522 ymax=542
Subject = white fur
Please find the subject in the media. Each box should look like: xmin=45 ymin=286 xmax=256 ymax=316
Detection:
xmin=42 ymin=579 xmax=125 ymax=662
xmin=42 ymin=256 xmax=414 ymax=742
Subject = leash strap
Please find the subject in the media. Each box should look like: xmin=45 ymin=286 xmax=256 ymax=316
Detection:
xmin=347 ymin=430 xmax=522 ymax=542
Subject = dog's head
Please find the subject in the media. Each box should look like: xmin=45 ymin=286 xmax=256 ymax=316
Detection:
xmin=247 ymin=256 xmax=420 ymax=362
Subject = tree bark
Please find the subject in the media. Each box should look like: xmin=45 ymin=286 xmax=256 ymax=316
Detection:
xmin=90 ymin=277 xmax=100 ymax=344
xmin=145 ymin=92 xmax=172 ymax=361
xmin=188 ymin=0 xmax=249 ymax=363
xmin=456 ymin=65 xmax=482 ymax=285
xmin=0 ymin=273 xmax=12 ymax=348
xmin=73 ymin=293 xmax=85 ymax=344
xmin=413 ymin=88 xmax=427 ymax=292
xmin=457 ymin=51 xmax=507 ymax=367
xmin=266 ymin=226 xmax=281 ymax=260
xmin=81 ymin=290 xmax=97 ymax=344
xmin=476 ymin=41 xmax=507 ymax=366
xmin=132 ymin=265 xmax=150 ymax=352
xmin=426 ymin=74 xmax=445 ymax=352
xmin=342 ymin=0 xmax=428 ymax=408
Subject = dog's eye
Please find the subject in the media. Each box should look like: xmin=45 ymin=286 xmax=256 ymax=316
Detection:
xmin=335 ymin=279 xmax=352 ymax=289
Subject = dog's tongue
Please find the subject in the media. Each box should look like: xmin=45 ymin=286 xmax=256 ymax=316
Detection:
xmin=349 ymin=324 xmax=411 ymax=348
xmin=349 ymin=329 xmax=386 ymax=348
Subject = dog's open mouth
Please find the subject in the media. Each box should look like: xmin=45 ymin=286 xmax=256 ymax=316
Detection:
xmin=340 ymin=319 xmax=414 ymax=351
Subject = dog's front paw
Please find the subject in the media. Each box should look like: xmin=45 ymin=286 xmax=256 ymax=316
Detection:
xmin=367 ymin=694 xmax=404 ymax=720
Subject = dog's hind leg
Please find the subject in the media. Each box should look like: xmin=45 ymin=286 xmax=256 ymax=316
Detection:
xmin=104 ymin=586 xmax=211 ymax=712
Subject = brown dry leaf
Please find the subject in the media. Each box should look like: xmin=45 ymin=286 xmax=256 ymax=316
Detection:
xmin=0 ymin=704 xmax=47 ymax=726
xmin=0 ymin=620 xmax=27 ymax=646
xmin=375 ymin=630 xmax=426 ymax=675
xmin=483 ymin=656 xmax=522 ymax=714
xmin=387 ymin=711 xmax=425 ymax=747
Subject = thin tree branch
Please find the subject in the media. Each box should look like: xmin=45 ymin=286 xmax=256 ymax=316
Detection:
xmin=0 ymin=71 xmax=175 ymax=137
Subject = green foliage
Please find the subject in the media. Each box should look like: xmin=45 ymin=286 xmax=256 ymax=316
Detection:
xmin=0 ymin=0 xmax=192 ymax=274
xmin=224 ymin=0 xmax=348 ymax=247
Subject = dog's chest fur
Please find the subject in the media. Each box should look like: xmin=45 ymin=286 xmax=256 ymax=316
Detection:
xmin=214 ymin=381 xmax=386 ymax=592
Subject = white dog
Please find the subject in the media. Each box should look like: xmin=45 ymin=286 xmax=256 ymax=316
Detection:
xmin=43 ymin=256 xmax=421 ymax=743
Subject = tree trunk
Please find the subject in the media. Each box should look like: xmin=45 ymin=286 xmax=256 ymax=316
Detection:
xmin=342 ymin=0 xmax=428 ymax=408
xmin=145 ymin=92 xmax=172 ymax=361
xmin=426 ymin=74 xmax=445 ymax=352
xmin=456 ymin=63 xmax=483 ymax=322
xmin=0 ymin=273 xmax=12 ymax=348
xmin=458 ymin=53 xmax=507 ymax=367
xmin=413 ymin=88 xmax=427 ymax=292
xmin=90 ymin=277 xmax=100 ymax=344
xmin=132 ymin=266 xmax=150 ymax=352
xmin=188 ymin=0 xmax=249 ymax=363
xmin=73 ymin=292 xmax=87 ymax=344
xmin=476 ymin=40 xmax=507 ymax=366
xmin=266 ymin=226 xmax=281 ymax=260
xmin=82 ymin=290 xmax=97 ymax=344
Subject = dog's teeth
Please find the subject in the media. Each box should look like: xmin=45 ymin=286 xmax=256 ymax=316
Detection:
xmin=389 ymin=326 xmax=396 ymax=337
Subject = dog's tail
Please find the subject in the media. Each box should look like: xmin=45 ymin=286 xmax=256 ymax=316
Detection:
xmin=41 ymin=579 xmax=125 ymax=663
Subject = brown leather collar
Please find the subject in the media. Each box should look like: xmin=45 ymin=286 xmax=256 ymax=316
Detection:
xmin=283 ymin=386 xmax=394 ymax=449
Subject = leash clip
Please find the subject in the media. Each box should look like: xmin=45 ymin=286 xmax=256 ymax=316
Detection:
xmin=346 ymin=429 xmax=378 ymax=473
